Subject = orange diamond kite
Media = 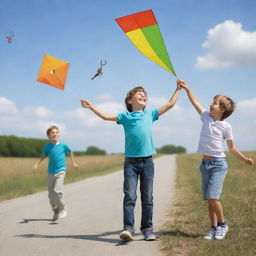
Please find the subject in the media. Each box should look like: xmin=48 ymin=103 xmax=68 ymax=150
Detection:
xmin=37 ymin=54 xmax=70 ymax=90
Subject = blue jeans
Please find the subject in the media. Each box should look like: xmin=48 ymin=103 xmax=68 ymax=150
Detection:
xmin=199 ymin=157 xmax=228 ymax=200
xmin=123 ymin=156 xmax=154 ymax=234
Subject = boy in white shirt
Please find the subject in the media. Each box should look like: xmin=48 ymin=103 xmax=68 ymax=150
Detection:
xmin=179 ymin=79 xmax=254 ymax=240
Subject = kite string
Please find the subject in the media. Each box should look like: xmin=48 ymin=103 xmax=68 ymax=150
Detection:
xmin=66 ymin=86 xmax=81 ymax=101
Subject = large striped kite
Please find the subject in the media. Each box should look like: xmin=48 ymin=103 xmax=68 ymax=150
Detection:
xmin=115 ymin=9 xmax=176 ymax=76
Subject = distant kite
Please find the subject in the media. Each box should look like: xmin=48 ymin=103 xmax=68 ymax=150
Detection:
xmin=91 ymin=60 xmax=107 ymax=80
xmin=37 ymin=54 xmax=69 ymax=90
xmin=6 ymin=33 xmax=14 ymax=43
xmin=115 ymin=9 xmax=176 ymax=76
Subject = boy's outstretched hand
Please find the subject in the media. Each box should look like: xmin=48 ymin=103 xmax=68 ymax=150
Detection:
xmin=32 ymin=166 xmax=37 ymax=174
xmin=81 ymin=100 xmax=93 ymax=109
xmin=73 ymin=162 xmax=79 ymax=170
xmin=245 ymin=157 xmax=255 ymax=166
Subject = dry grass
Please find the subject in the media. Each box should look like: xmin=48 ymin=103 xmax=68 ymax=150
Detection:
xmin=0 ymin=155 xmax=124 ymax=201
xmin=160 ymin=152 xmax=256 ymax=256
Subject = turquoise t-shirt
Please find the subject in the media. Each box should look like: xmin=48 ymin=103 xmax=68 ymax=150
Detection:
xmin=42 ymin=142 xmax=72 ymax=173
xmin=117 ymin=109 xmax=159 ymax=157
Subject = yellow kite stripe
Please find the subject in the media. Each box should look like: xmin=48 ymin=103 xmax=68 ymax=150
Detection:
xmin=127 ymin=29 xmax=171 ymax=72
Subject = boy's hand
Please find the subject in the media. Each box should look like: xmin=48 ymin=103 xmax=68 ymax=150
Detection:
xmin=81 ymin=100 xmax=93 ymax=109
xmin=177 ymin=79 xmax=188 ymax=90
xmin=32 ymin=165 xmax=37 ymax=174
xmin=32 ymin=163 xmax=38 ymax=174
xmin=245 ymin=158 xmax=255 ymax=166
xmin=73 ymin=163 xmax=79 ymax=170
xmin=176 ymin=79 xmax=182 ymax=90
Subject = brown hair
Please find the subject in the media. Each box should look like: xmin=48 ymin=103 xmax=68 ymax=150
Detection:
xmin=125 ymin=86 xmax=147 ymax=112
xmin=214 ymin=95 xmax=235 ymax=120
xmin=46 ymin=125 xmax=59 ymax=136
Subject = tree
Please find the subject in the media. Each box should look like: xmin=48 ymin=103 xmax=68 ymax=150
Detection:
xmin=157 ymin=144 xmax=186 ymax=154
xmin=84 ymin=146 xmax=106 ymax=155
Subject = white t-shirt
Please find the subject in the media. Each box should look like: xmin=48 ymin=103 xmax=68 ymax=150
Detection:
xmin=197 ymin=110 xmax=233 ymax=157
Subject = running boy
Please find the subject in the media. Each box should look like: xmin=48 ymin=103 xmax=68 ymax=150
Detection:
xmin=178 ymin=79 xmax=254 ymax=240
xmin=81 ymin=81 xmax=181 ymax=241
xmin=33 ymin=125 xmax=78 ymax=222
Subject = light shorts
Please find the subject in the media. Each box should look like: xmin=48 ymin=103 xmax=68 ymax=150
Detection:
xmin=199 ymin=157 xmax=227 ymax=200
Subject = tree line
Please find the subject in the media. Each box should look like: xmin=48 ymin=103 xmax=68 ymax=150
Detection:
xmin=0 ymin=135 xmax=48 ymax=157
xmin=0 ymin=135 xmax=186 ymax=157
xmin=157 ymin=144 xmax=186 ymax=154
xmin=0 ymin=136 xmax=108 ymax=157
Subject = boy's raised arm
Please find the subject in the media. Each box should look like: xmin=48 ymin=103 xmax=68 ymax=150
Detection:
xmin=80 ymin=100 xmax=118 ymax=121
xmin=158 ymin=80 xmax=182 ymax=116
xmin=178 ymin=79 xmax=204 ymax=115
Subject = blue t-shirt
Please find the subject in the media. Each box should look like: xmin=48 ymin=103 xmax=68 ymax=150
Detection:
xmin=117 ymin=109 xmax=159 ymax=157
xmin=42 ymin=142 xmax=72 ymax=173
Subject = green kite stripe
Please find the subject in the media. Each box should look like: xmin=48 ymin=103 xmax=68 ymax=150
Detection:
xmin=141 ymin=24 xmax=176 ymax=74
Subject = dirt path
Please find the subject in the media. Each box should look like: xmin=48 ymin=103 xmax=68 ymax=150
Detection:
xmin=0 ymin=155 xmax=176 ymax=256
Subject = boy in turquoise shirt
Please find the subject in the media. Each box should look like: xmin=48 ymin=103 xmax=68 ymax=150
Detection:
xmin=81 ymin=81 xmax=181 ymax=241
xmin=33 ymin=125 xmax=78 ymax=222
xmin=117 ymin=109 xmax=159 ymax=157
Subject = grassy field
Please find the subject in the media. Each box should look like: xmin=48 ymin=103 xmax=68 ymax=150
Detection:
xmin=160 ymin=151 xmax=256 ymax=256
xmin=0 ymin=155 xmax=124 ymax=201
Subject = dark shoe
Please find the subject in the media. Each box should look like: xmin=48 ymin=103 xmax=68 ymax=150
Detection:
xmin=52 ymin=209 xmax=59 ymax=221
xmin=143 ymin=231 xmax=156 ymax=241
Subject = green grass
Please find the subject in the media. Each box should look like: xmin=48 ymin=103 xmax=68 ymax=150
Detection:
xmin=160 ymin=152 xmax=256 ymax=256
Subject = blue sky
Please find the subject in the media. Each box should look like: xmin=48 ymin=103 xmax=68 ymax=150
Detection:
xmin=0 ymin=0 xmax=255 ymax=153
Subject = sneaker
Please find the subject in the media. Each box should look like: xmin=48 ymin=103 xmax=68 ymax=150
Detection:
xmin=203 ymin=228 xmax=216 ymax=240
xmin=52 ymin=209 xmax=59 ymax=221
xmin=119 ymin=230 xmax=133 ymax=242
xmin=215 ymin=224 xmax=229 ymax=240
xmin=143 ymin=231 xmax=156 ymax=241
xmin=59 ymin=209 xmax=67 ymax=219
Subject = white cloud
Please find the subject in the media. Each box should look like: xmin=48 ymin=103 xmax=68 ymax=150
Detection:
xmin=97 ymin=101 xmax=123 ymax=114
xmin=148 ymin=96 xmax=182 ymax=113
xmin=83 ymin=115 xmax=102 ymax=127
xmin=66 ymin=101 xmax=123 ymax=127
xmin=196 ymin=20 xmax=256 ymax=69
xmin=148 ymin=96 xmax=166 ymax=107
xmin=24 ymin=106 xmax=54 ymax=119
xmin=95 ymin=94 xmax=114 ymax=101
xmin=66 ymin=108 xmax=88 ymax=120
xmin=66 ymin=108 xmax=101 ymax=127
xmin=0 ymin=97 xmax=18 ymax=115
xmin=34 ymin=106 xmax=54 ymax=118
xmin=236 ymin=97 xmax=256 ymax=112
